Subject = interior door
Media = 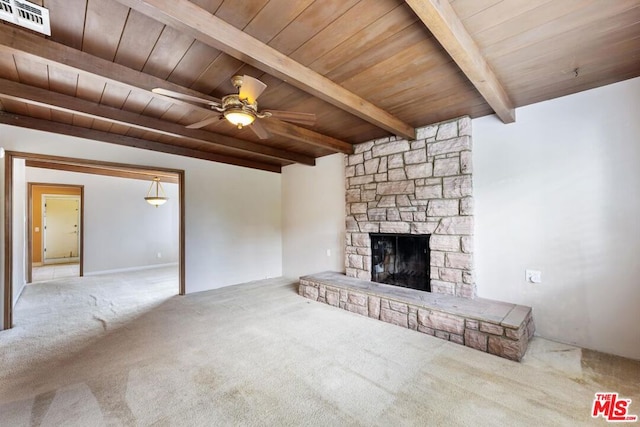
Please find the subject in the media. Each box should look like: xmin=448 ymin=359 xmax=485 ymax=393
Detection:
xmin=43 ymin=197 xmax=80 ymax=262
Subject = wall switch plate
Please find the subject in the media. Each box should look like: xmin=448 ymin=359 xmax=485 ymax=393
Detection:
xmin=526 ymin=269 xmax=542 ymax=283
xmin=326 ymin=249 xmax=331 ymax=257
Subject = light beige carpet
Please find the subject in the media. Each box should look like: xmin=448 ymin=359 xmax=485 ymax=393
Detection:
xmin=0 ymin=266 xmax=638 ymax=426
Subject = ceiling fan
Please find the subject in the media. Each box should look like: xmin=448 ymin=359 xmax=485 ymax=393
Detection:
xmin=152 ymin=75 xmax=316 ymax=139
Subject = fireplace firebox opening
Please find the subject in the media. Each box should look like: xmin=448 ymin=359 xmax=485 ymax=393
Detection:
xmin=370 ymin=233 xmax=430 ymax=292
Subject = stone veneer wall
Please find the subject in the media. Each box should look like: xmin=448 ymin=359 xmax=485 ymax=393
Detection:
xmin=345 ymin=117 xmax=475 ymax=298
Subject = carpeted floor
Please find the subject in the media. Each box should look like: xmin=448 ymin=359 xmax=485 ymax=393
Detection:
xmin=0 ymin=266 xmax=638 ymax=426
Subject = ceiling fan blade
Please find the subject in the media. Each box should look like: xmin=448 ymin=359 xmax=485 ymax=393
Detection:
xmin=152 ymin=88 xmax=221 ymax=107
xmin=186 ymin=115 xmax=223 ymax=129
xmin=250 ymin=120 xmax=270 ymax=139
xmin=239 ymin=75 xmax=267 ymax=104
xmin=265 ymin=110 xmax=316 ymax=126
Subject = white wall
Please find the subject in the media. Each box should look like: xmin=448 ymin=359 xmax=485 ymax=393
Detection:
xmin=282 ymin=153 xmax=345 ymax=278
xmin=0 ymin=126 xmax=282 ymax=311
xmin=12 ymin=159 xmax=26 ymax=306
xmin=474 ymin=77 xmax=640 ymax=359
xmin=184 ymin=160 xmax=282 ymax=291
xmin=26 ymin=167 xmax=179 ymax=274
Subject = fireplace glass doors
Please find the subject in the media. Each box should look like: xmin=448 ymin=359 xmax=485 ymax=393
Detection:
xmin=370 ymin=234 xmax=430 ymax=292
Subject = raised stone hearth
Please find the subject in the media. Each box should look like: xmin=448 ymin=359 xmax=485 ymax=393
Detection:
xmin=345 ymin=117 xmax=475 ymax=298
xmin=299 ymin=272 xmax=535 ymax=361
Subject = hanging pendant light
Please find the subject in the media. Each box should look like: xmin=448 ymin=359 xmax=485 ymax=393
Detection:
xmin=145 ymin=177 xmax=168 ymax=207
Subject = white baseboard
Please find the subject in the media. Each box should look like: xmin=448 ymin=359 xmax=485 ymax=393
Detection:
xmin=13 ymin=281 xmax=26 ymax=308
xmin=84 ymin=262 xmax=178 ymax=277
xmin=44 ymin=257 xmax=80 ymax=265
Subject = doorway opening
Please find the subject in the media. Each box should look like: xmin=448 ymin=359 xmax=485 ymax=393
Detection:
xmin=4 ymin=151 xmax=186 ymax=329
xmin=28 ymin=184 xmax=84 ymax=283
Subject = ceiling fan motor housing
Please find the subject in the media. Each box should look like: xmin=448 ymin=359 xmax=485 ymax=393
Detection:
xmin=222 ymin=94 xmax=257 ymax=111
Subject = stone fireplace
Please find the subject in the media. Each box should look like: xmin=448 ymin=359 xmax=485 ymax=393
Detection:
xmin=345 ymin=116 xmax=475 ymax=298
xmin=299 ymin=116 xmax=535 ymax=361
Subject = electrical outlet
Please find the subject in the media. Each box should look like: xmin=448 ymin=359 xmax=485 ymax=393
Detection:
xmin=157 ymin=252 xmax=162 ymax=259
xmin=326 ymin=249 xmax=331 ymax=257
xmin=526 ymin=269 xmax=542 ymax=284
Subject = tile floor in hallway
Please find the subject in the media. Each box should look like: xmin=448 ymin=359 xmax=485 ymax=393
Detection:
xmin=31 ymin=263 xmax=80 ymax=282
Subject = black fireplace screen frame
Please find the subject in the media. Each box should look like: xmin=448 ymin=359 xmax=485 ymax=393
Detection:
xmin=370 ymin=233 xmax=430 ymax=292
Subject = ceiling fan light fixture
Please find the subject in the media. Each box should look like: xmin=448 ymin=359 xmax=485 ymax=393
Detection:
xmin=145 ymin=177 xmax=168 ymax=207
xmin=156 ymin=75 xmax=315 ymax=135
xmin=224 ymin=108 xmax=256 ymax=129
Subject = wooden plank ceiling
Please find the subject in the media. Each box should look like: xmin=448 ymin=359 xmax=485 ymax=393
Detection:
xmin=0 ymin=0 xmax=638 ymax=173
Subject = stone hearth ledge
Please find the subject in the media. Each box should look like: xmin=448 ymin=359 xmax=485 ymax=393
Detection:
xmin=299 ymin=271 xmax=535 ymax=361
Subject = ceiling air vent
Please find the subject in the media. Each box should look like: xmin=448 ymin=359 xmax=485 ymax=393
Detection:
xmin=0 ymin=0 xmax=50 ymax=36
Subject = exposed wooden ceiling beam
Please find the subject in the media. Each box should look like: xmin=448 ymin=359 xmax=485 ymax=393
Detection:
xmin=0 ymin=26 xmax=350 ymax=154
xmin=25 ymin=160 xmax=180 ymax=184
xmin=0 ymin=78 xmax=314 ymax=166
xmin=262 ymin=120 xmax=353 ymax=154
xmin=113 ymin=0 xmax=416 ymax=140
xmin=0 ymin=111 xmax=282 ymax=173
xmin=404 ymin=0 xmax=515 ymax=123
xmin=261 ymin=120 xmax=353 ymax=154
xmin=0 ymin=27 xmax=219 ymax=107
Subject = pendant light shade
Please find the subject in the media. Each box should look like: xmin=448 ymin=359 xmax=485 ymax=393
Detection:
xmin=145 ymin=177 xmax=168 ymax=207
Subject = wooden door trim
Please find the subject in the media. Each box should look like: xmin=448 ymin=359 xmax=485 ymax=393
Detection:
xmin=4 ymin=151 xmax=185 ymax=329
xmin=4 ymin=152 xmax=13 ymax=329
